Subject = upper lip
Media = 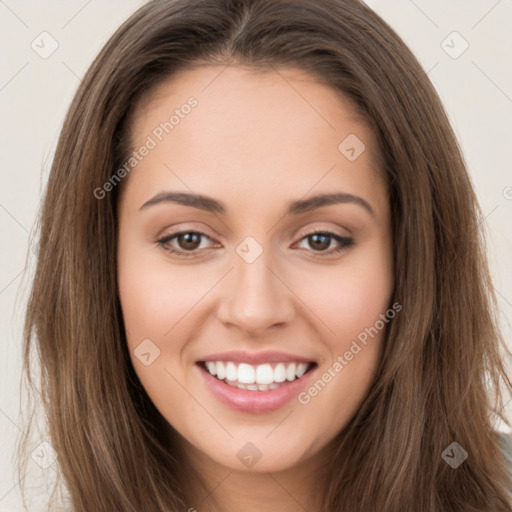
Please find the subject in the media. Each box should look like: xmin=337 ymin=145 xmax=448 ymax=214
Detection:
xmin=197 ymin=350 xmax=315 ymax=365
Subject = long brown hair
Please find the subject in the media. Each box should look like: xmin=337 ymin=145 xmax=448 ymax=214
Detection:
xmin=17 ymin=0 xmax=512 ymax=510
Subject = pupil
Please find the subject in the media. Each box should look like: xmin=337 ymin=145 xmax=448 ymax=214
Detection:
xmin=179 ymin=233 xmax=200 ymax=250
xmin=310 ymin=234 xmax=330 ymax=251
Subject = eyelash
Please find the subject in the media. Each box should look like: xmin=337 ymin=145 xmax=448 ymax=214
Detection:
xmin=155 ymin=229 xmax=354 ymax=258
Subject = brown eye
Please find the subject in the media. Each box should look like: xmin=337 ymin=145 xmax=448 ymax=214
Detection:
xmin=307 ymin=233 xmax=331 ymax=251
xmin=295 ymin=231 xmax=354 ymax=256
xmin=176 ymin=232 xmax=202 ymax=251
xmin=157 ymin=230 xmax=216 ymax=256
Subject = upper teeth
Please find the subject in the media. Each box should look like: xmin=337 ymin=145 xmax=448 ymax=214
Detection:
xmin=204 ymin=361 xmax=310 ymax=385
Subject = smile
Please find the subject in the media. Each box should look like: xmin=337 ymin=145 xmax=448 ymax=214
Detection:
xmin=196 ymin=353 xmax=318 ymax=413
xmin=202 ymin=361 xmax=313 ymax=390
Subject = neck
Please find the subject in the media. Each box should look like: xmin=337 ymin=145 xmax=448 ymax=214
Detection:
xmin=180 ymin=441 xmax=330 ymax=512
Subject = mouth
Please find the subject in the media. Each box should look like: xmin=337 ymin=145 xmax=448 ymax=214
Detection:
xmin=195 ymin=353 xmax=318 ymax=414
xmin=198 ymin=360 xmax=317 ymax=391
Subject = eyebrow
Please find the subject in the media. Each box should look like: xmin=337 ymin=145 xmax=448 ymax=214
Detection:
xmin=139 ymin=191 xmax=375 ymax=217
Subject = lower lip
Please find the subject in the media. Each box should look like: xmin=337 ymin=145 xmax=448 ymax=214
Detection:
xmin=197 ymin=363 xmax=317 ymax=414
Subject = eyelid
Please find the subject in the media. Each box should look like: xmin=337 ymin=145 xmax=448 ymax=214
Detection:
xmin=294 ymin=223 xmax=351 ymax=240
xmin=155 ymin=223 xmax=218 ymax=244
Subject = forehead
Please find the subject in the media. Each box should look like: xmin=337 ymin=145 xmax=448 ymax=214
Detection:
xmin=130 ymin=64 xmax=371 ymax=148
xmin=123 ymin=65 xmax=386 ymax=216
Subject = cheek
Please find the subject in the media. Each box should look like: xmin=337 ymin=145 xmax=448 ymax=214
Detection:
xmin=294 ymin=246 xmax=393 ymax=350
xmin=117 ymin=252 xmax=198 ymax=427
xmin=333 ymin=267 xmax=392 ymax=341
xmin=117 ymin=246 xmax=209 ymax=344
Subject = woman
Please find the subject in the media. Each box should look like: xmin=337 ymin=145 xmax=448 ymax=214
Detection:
xmin=17 ymin=0 xmax=512 ymax=510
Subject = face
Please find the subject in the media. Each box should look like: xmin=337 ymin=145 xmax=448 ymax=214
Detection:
xmin=117 ymin=65 xmax=394 ymax=477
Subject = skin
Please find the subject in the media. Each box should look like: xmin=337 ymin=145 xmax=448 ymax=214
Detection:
xmin=117 ymin=65 xmax=394 ymax=511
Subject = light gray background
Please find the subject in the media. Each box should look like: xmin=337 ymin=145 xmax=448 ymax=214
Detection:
xmin=1 ymin=1 xmax=511 ymax=509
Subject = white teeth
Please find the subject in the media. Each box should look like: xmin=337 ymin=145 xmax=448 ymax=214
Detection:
xmin=255 ymin=364 xmax=274 ymax=385
xmin=286 ymin=363 xmax=296 ymax=381
xmin=296 ymin=363 xmax=308 ymax=378
xmin=225 ymin=381 xmax=290 ymax=391
xmin=274 ymin=363 xmax=287 ymax=383
xmin=225 ymin=362 xmax=237 ymax=381
xmin=205 ymin=361 xmax=216 ymax=376
xmin=237 ymin=363 xmax=255 ymax=384
xmin=203 ymin=360 xmax=312 ymax=386
xmin=216 ymin=361 xmax=226 ymax=380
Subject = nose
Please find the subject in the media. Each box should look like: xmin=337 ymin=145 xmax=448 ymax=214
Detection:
xmin=216 ymin=249 xmax=296 ymax=337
